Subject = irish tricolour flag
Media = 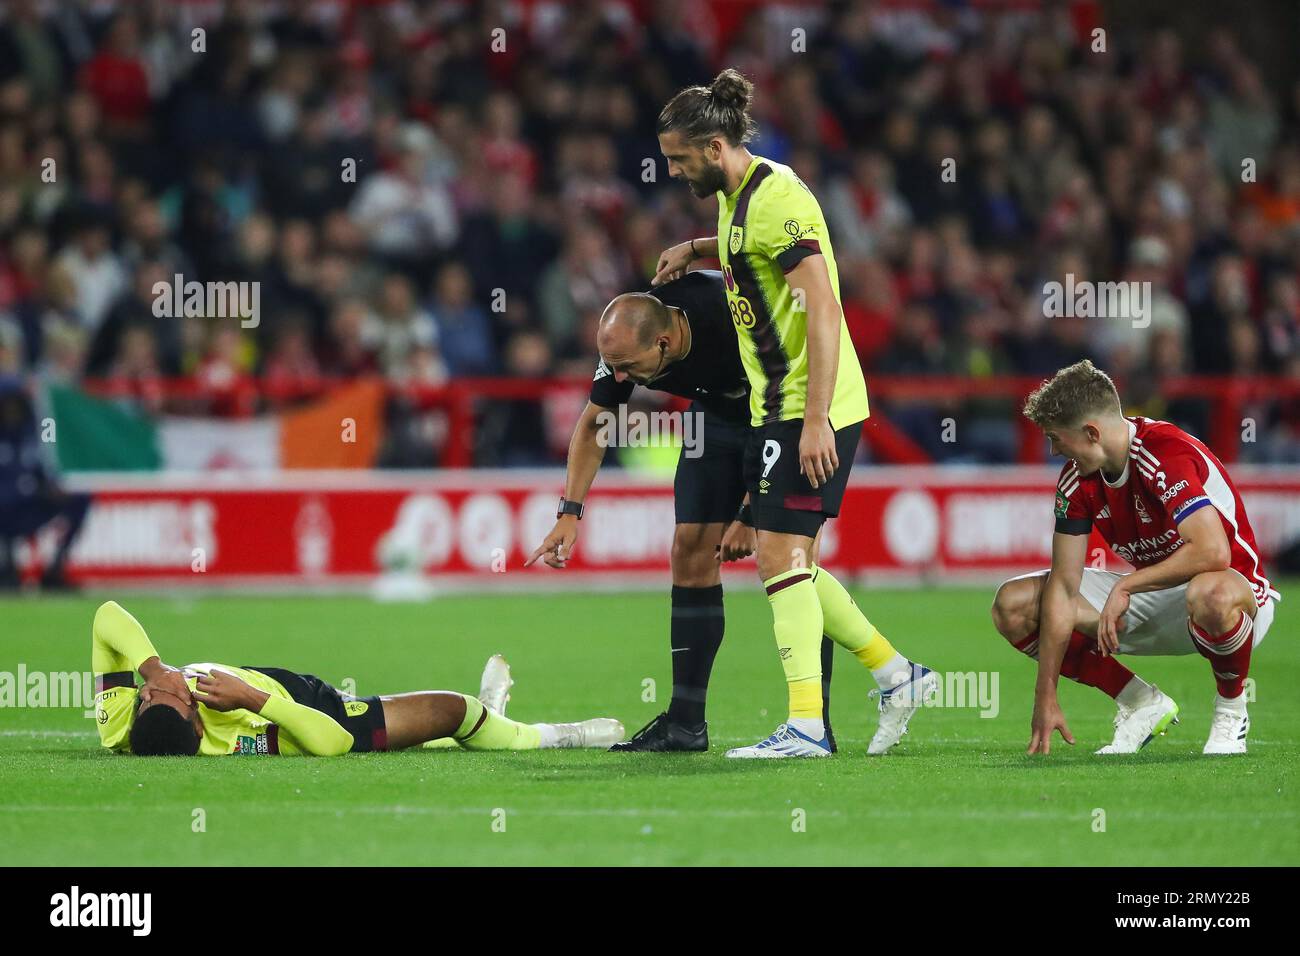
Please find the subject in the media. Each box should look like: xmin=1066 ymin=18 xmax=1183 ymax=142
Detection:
xmin=45 ymin=381 xmax=386 ymax=471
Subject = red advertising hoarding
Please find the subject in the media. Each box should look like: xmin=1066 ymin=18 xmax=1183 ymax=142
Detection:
xmin=21 ymin=468 xmax=1300 ymax=588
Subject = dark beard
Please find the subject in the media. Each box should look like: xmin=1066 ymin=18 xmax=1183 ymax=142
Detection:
xmin=688 ymin=163 xmax=728 ymax=197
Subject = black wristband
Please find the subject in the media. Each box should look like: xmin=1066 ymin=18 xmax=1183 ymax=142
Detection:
xmin=737 ymin=503 xmax=754 ymax=527
xmin=689 ymin=238 xmax=698 ymax=259
xmin=557 ymin=498 xmax=584 ymax=520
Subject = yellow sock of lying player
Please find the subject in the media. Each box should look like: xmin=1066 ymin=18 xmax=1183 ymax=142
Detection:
xmin=451 ymin=694 xmax=544 ymax=750
xmin=810 ymin=563 xmax=898 ymax=669
xmin=764 ymin=567 xmax=825 ymax=719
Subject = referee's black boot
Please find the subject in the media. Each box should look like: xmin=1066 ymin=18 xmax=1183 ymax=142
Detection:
xmin=608 ymin=712 xmax=708 ymax=752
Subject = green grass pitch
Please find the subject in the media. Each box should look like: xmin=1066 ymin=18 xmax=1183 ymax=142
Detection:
xmin=1 ymin=585 xmax=1296 ymax=866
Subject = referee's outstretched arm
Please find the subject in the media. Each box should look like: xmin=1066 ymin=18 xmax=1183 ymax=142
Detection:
xmin=525 ymin=401 xmax=612 ymax=569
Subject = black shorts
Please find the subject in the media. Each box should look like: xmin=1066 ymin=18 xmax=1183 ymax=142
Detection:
xmin=743 ymin=418 xmax=863 ymax=537
xmin=673 ymin=402 xmax=749 ymax=525
xmin=244 ymin=667 xmax=388 ymax=752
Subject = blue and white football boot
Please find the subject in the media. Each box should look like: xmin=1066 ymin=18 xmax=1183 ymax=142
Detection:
xmin=725 ymin=722 xmax=833 ymax=758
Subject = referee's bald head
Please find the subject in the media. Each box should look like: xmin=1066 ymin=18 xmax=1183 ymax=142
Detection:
xmin=597 ymin=292 xmax=671 ymax=355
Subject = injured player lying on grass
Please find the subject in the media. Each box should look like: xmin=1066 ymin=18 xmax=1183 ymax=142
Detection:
xmin=91 ymin=601 xmax=624 ymax=756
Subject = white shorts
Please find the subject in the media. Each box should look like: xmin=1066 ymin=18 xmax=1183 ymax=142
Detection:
xmin=1073 ymin=568 xmax=1276 ymax=657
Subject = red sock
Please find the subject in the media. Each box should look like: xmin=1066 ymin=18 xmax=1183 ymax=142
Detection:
xmin=1188 ymin=611 xmax=1254 ymax=698
xmin=1014 ymin=630 xmax=1133 ymax=699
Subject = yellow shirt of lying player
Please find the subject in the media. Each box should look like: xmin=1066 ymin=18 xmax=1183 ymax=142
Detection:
xmin=92 ymin=601 xmax=353 ymax=756
xmin=716 ymin=156 xmax=869 ymax=430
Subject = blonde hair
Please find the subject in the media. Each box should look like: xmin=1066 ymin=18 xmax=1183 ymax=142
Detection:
xmin=1023 ymin=359 xmax=1122 ymax=429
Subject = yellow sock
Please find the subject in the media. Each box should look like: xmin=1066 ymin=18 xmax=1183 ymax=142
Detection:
xmin=765 ymin=567 xmax=824 ymax=719
xmin=811 ymin=564 xmax=898 ymax=670
xmin=789 ymin=677 xmax=821 ymax=717
xmin=453 ymin=695 xmax=543 ymax=750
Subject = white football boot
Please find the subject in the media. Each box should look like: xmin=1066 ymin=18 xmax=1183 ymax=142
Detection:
xmin=539 ymin=718 xmax=626 ymax=749
xmin=478 ymin=654 xmax=513 ymax=715
xmin=726 ymin=722 xmax=833 ymax=758
xmin=1096 ymin=687 xmax=1180 ymax=754
xmin=867 ymin=663 xmax=939 ymax=755
xmin=1203 ymin=696 xmax=1250 ymax=755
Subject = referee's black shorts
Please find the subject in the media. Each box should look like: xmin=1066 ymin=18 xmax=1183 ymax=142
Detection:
xmin=743 ymin=417 xmax=864 ymax=538
xmin=243 ymin=667 xmax=388 ymax=752
xmin=673 ymin=402 xmax=749 ymax=525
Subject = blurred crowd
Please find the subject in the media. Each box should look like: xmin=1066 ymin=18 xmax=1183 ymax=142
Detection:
xmin=1 ymin=0 xmax=1299 ymax=466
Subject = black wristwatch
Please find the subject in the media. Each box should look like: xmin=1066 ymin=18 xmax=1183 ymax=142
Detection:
xmin=737 ymin=503 xmax=754 ymax=527
xmin=557 ymin=497 xmax=584 ymax=520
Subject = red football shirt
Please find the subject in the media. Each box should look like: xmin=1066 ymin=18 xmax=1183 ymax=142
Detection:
xmin=1054 ymin=417 xmax=1277 ymax=608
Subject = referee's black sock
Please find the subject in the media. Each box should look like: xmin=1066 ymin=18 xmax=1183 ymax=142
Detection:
xmin=667 ymin=584 xmax=725 ymax=727
xmin=821 ymin=635 xmax=836 ymax=749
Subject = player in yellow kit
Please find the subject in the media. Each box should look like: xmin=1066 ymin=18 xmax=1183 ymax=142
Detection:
xmin=653 ymin=69 xmax=937 ymax=757
xmin=91 ymin=601 xmax=623 ymax=756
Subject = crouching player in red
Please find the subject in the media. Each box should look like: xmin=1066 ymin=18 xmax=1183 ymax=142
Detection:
xmin=992 ymin=361 xmax=1279 ymax=755
xmin=92 ymin=601 xmax=623 ymax=756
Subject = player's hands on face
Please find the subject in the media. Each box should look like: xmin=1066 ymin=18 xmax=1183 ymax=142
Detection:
xmin=1027 ymin=695 xmax=1075 ymax=755
xmin=192 ymin=669 xmax=259 ymax=713
xmin=798 ymin=419 xmax=838 ymax=490
xmin=1097 ymin=586 xmax=1130 ymax=657
xmin=139 ymin=659 xmax=193 ymax=706
xmin=717 ymin=519 xmax=756 ymax=563
xmin=525 ymin=517 xmax=579 ymax=569
xmin=651 ymin=242 xmax=695 ymax=287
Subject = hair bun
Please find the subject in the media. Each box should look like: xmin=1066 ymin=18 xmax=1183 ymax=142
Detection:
xmin=709 ymin=69 xmax=753 ymax=111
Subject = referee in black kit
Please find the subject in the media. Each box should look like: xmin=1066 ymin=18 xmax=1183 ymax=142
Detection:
xmin=526 ymin=270 xmax=838 ymax=752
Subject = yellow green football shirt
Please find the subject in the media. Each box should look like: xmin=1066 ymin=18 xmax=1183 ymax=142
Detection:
xmin=716 ymin=156 xmax=869 ymax=429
